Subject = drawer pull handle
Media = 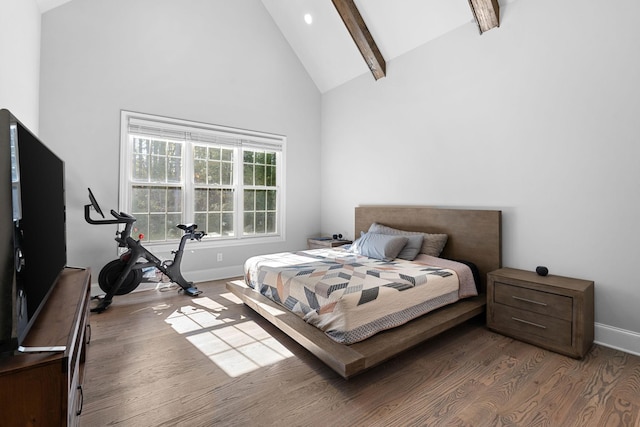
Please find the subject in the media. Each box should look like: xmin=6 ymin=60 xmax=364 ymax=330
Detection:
xmin=512 ymin=317 xmax=547 ymax=329
xmin=512 ymin=295 xmax=547 ymax=306
xmin=76 ymin=385 xmax=84 ymax=415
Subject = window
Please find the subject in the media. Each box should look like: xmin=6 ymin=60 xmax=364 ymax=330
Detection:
xmin=119 ymin=111 xmax=285 ymax=246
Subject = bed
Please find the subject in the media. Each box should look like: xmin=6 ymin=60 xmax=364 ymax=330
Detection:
xmin=226 ymin=206 xmax=502 ymax=378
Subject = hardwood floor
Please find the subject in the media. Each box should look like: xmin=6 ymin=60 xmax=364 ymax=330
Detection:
xmin=81 ymin=279 xmax=640 ymax=427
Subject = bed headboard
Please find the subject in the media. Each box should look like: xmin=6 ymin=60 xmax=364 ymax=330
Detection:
xmin=355 ymin=206 xmax=502 ymax=293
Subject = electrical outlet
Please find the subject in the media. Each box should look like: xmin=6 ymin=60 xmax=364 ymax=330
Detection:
xmin=217 ymin=253 xmax=223 ymax=262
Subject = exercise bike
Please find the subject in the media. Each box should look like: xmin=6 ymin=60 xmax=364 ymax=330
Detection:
xmin=84 ymin=188 xmax=204 ymax=313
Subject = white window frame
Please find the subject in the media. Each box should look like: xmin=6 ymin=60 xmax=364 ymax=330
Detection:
xmin=119 ymin=110 xmax=286 ymax=251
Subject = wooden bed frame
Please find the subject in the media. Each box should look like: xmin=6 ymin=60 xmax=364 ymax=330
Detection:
xmin=226 ymin=206 xmax=502 ymax=378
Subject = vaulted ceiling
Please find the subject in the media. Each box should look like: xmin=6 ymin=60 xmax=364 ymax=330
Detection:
xmin=260 ymin=0 xmax=506 ymax=92
xmin=37 ymin=0 xmax=509 ymax=93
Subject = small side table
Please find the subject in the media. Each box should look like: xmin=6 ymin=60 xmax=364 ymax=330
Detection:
xmin=307 ymin=237 xmax=352 ymax=250
xmin=487 ymin=267 xmax=594 ymax=358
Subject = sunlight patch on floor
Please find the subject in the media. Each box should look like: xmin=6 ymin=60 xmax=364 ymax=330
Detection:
xmin=163 ymin=297 xmax=293 ymax=377
xmin=164 ymin=305 xmax=225 ymax=334
xmin=190 ymin=297 xmax=227 ymax=311
xmin=219 ymin=292 xmax=244 ymax=305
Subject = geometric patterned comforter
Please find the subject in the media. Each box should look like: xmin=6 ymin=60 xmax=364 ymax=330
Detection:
xmin=244 ymin=248 xmax=478 ymax=344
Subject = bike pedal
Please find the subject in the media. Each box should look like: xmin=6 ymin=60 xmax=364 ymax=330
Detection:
xmin=183 ymin=287 xmax=202 ymax=296
xmin=90 ymin=298 xmax=112 ymax=313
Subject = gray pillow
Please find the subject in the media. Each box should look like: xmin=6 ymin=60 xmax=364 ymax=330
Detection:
xmin=350 ymin=232 xmax=408 ymax=261
xmin=394 ymin=233 xmax=424 ymax=261
xmin=368 ymin=222 xmax=448 ymax=257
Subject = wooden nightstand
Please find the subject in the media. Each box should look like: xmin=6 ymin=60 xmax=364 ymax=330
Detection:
xmin=307 ymin=237 xmax=352 ymax=249
xmin=487 ymin=267 xmax=594 ymax=358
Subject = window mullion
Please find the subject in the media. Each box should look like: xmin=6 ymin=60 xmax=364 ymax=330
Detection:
xmin=184 ymin=138 xmax=194 ymax=225
xmin=234 ymin=145 xmax=243 ymax=239
xmin=276 ymin=151 xmax=282 ymax=235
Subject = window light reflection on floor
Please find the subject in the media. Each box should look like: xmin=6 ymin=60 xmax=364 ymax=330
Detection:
xmin=163 ymin=296 xmax=294 ymax=377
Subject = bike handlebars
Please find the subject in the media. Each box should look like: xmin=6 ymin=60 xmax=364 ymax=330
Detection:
xmin=84 ymin=204 xmax=137 ymax=225
xmin=84 ymin=189 xmax=206 ymax=241
xmin=110 ymin=209 xmax=137 ymax=223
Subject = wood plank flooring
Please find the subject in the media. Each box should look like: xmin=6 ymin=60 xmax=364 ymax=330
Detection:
xmin=80 ymin=279 xmax=640 ymax=427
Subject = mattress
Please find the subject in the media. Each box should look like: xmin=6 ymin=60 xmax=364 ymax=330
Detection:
xmin=244 ymin=247 xmax=478 ymax=344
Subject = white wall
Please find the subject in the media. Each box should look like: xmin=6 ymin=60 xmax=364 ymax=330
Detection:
xmin=320 ymin=0 xmax=640 ymax=352
xmin=38 ymin=0 xmax=322 ymax=280
xmin=32 ymin=0 xmax=640 ymax=353
xmin=0 ymin=0 xmax=41 ymax=131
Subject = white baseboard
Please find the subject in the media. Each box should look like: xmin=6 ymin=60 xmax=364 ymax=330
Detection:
xmin=594 ymin=322 xmax=640 ymax=357
xmin=90 ymin=265 xmax=244 ymax=297
xmin=188 ymin=265 xmax=244 ymax=283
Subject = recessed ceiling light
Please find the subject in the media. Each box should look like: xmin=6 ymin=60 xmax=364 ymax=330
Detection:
xmin=304 ymin=13 xmax=313 ymax=25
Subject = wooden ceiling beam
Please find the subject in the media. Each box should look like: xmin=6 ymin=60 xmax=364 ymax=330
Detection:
xmin=468 ymin=0 xmax=500 ymax=34
xmin=331 ymin=0 xmax=386 ymax=80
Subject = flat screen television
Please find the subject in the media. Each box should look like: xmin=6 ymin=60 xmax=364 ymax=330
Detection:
xmin=0 ymin=109 xmax=67 ymax=355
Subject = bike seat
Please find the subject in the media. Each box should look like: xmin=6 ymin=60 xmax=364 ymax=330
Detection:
xmin=177 ymin=223 xmax=197 ymax=232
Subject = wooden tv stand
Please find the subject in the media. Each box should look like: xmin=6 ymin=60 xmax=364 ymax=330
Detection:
xmin=0 ymin=267 xmax=91 ymax=426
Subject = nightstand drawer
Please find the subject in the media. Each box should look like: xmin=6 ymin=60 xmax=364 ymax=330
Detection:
xmin=494 ymin=282 xmax=572 ymax=321
xmin=492 ymin=304 xmax=572 ymax=347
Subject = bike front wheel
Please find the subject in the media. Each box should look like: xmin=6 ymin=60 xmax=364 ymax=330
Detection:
xmin=98 ymin=259 xmax=143 ymax=295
